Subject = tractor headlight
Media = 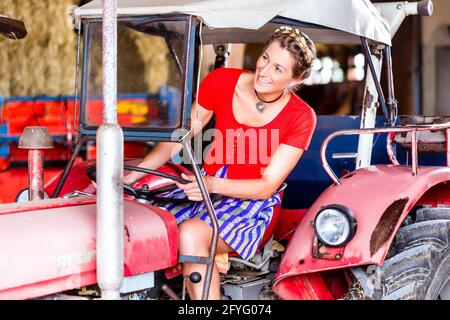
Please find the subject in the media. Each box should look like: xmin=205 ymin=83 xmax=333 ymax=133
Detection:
xmin=314 ymin=205 xmax=357 ymax=247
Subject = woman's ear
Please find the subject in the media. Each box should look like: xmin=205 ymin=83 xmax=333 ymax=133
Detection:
xmin=291 ymin=78 xmax=303 ymax=88
xmin=296 ymin=74 xmax=305 ymax=84
xmin=288 ymin=77 xmax=304 ymax=92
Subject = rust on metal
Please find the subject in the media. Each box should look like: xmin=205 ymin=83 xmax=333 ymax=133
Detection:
xmin=361 ymin=93 xmax=374 ymax=128
xmin=369 ymin=44 xmax=383 ymax=60
xmin=341 ymin=171 xmax=357 ymax=180
xmin=393 ymin=116 xmax=450 ymax=152
xmin=370 ymin=198 xmax=409 ymax=256
xmin=28 ymin=149 xmax=44 ymax=201
xmin=18 ymin=127 xmax=53 ymax=201
xmin=312 ymin=235 xmax=345 ymax=260
xmin=124 ymin=225 xmax=131 ymax=243
xmin=18 ymin=126 xmax=54 ymax=150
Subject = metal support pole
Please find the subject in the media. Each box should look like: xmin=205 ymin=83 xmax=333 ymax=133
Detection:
xmin=28 ymin=150 xmax=44 ymax=201
xmin=181 ymin=139 xmax=218 ymax=300
xmin=18 ymin=126 xmax=54 ymax=201
xmin=361 ymin=38 xmax=389 ymax=123
xmin=213 ymin=44 xmax=231 ymax=69
xmin=73 ymin=24 xmax=82 ymax=132
xmin=446 ymin=129 xmax=450 ymax=167
xmin=385 ymin=46 xmax=398 ymax=125
xmin=97 ymin=0 xmax=124 ymax=300
xmin=411 ymin=130 xmax=418 ymax=175
xmin=356 ymin=41 xmax=383 ymax=170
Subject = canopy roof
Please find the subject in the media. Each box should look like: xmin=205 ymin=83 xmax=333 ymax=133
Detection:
xmin=74 ymin=0 xmax=392 ymax=45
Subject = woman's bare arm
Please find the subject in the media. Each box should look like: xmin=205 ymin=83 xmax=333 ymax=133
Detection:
xmin=123 ymin=102 xmax=214 ymax=184
xmin=177 ymin=144 xmax=304 ymax=201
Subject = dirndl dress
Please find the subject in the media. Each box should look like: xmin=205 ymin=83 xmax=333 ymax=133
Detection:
xmin=147 ymin=165 xmax=281 ymax=260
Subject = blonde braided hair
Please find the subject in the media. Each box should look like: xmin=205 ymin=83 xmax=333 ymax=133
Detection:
xmin=265 ymin=26 xmax=317 ymax=81
xmin=274 ymin=26 xmax=314 ymax=65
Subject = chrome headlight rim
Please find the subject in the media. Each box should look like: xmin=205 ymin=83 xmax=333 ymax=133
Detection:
xmin=314 ymin=204 xmax=357 ymax=247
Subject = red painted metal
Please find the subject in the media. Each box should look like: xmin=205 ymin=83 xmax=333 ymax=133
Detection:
xmin=0 ymin=197 xmax=177 ymax=299
xmin=0 ymin=98 xmax=154 ymax=202
xmin=273 ymin=164 xmax=450 ymax=299
xmin=164 ymin=264 xmax=183 ymax=280
xmin=44 ymin=159 xmax=189 ymax=199
xmin=131 ymin=161 xmax=193 ymax=191
xmin=0 ymin=167 xmax=62 ymax=203
xmin=28 ymin=149 xmax=44 ymax=200
xmin=1 ymin=98 xmax=157 ymax=138
xmin=133 ymin=201 xmax=179 ymax=268
xmin=274 ymin=273 xmax=334 ymax=300
xmin=0 ymin=196 xmax=95 ymax=216
xmin=0 ymin=100 xmax=76 ymax=136
xmin=321 ymin=269 xmax=350 ymax=299
xmin=274 ymin=208 xmax=308 ymax=242
xmin=415 ymin=181 xmax=450 ymax=207
xmin=44 ymin=160 xmax=96 ymax=197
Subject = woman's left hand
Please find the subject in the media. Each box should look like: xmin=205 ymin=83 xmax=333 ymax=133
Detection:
xmin=176 ymin=173 xmax=213 ymax=201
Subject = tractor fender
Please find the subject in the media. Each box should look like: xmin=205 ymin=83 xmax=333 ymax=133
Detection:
xmin=274 ymin=164 xmax=450 ymax=299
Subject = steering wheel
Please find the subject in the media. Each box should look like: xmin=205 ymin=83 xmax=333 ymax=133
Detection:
xmin=86 ymin=164 xmax=190 ymax=201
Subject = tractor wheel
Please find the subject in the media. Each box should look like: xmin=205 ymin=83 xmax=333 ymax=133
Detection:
xmin=350 ymin=206 xmax=450 ymax=300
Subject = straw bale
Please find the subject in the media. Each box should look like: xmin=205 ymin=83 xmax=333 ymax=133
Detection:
xmin=130 ymin=31 xmax=170 ymax=93
xmin=89 ymin=27 xmax=171 ymax=95
xmin=0 ymin=1 xmax=172 ymax=97
xmin=0 ymin=0 xmax=78 ymax=97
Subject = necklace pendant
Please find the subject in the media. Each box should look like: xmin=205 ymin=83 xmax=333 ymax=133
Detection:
xmin=256 ymin=101 xmax=265 ymax=113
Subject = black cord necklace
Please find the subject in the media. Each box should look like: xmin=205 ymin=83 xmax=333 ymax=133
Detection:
xmin=254 ymin=89 xmax=284 ymax=113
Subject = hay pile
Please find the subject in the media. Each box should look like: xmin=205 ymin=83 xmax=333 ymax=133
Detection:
xmin=0 ymin=1 xmax=172 ymax=97
xmin=128 ymin=30 xmax=170 ymax=94
xmin=0 ymin=0 xmax=78 ymax=97
xmin=87 ymin=26 xmax=171 ymax=95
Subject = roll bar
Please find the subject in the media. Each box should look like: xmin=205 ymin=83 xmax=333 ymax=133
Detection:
xmin=321 ymin=122 xmax=450 ymax=185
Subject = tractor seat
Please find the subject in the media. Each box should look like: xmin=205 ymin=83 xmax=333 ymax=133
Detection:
xmin=259 ymin=182 xmax=287 ymax=248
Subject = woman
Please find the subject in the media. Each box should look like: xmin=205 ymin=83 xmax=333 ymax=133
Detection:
xmin=123 ymin=26 xmax=317 ymax=300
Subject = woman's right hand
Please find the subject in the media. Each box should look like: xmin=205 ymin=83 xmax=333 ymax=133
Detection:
xmin=123 ymin=172 xmax=139 ymax=186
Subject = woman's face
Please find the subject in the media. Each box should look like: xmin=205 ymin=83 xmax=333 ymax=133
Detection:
xmin=254 ymin=40 xmax=298 ymax=94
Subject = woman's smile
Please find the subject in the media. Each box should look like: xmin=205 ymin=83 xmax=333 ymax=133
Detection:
xmin=256 ymin=75 xmax=272 ymax=87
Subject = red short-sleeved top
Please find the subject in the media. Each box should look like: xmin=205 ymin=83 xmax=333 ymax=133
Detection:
xmin=197 ymin=67 xmax=316 ymax=179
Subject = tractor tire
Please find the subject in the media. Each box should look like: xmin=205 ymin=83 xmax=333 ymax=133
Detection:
xmin=350 ymin=206 xmax=450 ymax=300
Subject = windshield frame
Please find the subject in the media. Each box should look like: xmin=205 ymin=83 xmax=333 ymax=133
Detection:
xmin=78 ymin=14 xmax=196 ymax=142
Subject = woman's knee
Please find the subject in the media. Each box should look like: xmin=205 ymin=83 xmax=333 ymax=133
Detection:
xmin=178 ymin=219 xmax=212 ymax=255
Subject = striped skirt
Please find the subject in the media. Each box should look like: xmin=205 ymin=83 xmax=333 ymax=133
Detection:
xmin=148 ymin=165 xmax=281 ymax=260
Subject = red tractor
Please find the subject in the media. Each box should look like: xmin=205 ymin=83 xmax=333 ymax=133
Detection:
xmin=1 ymin=0 xmax=449 ymax=300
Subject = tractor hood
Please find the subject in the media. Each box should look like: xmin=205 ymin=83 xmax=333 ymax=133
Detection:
xmin=0 ymin=196 xmax=178 ymax=299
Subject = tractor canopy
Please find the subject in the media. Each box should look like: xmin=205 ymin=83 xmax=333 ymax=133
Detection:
xmin=72 ymin=0 xmax=398 ymax=143
xmin=73 ymin=0 xmax=392 ymax=45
